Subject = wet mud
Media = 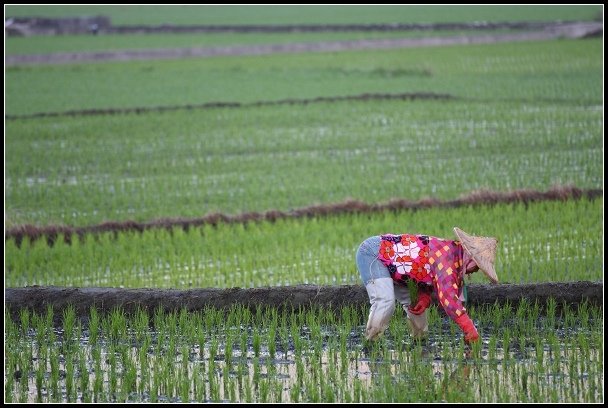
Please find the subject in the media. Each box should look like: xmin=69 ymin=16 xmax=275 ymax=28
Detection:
xmin=5 ymin=281 xmax=602 ymax=326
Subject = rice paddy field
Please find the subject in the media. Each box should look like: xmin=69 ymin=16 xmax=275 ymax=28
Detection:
xmin=5 ymin=4 xmax=601 ymax=26
xmin=4 ymin=300 xmax=604 ymax=403
xmin=4 ymin=5 xmax=604 ymax=403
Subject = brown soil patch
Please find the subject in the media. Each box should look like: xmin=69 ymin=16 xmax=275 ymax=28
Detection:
xmin=5 ymin=281 xmax=602 ymax=326
xmin=5 ymin=186 xmax=602 ymax=247
xmin=5 ymin=92 xmax=455 ymax=121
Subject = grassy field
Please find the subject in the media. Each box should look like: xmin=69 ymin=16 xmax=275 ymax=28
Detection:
xmin=5 ymin=96 xmax=603 ymax=227
xmin=5 ymin=198 xmax=603 ymax=288
xmin=4 ymin=6 xmax=604 ymax=404
xmin=5 ymin=38 xmax=603 ymax=229
xmin=6 ymin=39 xmax=602 ymax=116
xmin=5 ymin=5 xmax=602 ymax=26
xmin=4 ymin=11 xmax=603 ymax=282
xmin=6 ymin=29 xmax=537 ymax=56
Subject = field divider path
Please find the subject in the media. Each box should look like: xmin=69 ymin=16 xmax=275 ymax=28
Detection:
xmin=5 ymin=21 xmax=602 ymax=66
xmin=5 ymin=186 xmax=602 ymax=246
xmin=5 ymin=92 xmax=456 ymax=120
xmin=5 ymin=281 xmax=602 ymax=325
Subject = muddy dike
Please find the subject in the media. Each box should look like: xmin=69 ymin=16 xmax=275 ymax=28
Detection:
xmin=5 ymin=281 xmax=602 ymax=326
xmin=5 ymin=186 xmax=602 ymax=248
xmin=5 ymin=18 xmax=602 ymax=36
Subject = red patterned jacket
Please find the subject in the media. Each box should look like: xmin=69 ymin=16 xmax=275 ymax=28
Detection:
xmin=377 ymin=233 xmax=468 ymax=321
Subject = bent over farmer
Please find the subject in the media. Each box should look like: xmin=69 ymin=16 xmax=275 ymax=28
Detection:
xmin=355 ymin=227 xmax=498 ymax=344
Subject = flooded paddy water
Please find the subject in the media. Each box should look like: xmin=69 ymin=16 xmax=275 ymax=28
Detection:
xmin=4 ymin=301 xmax=603 ymax=403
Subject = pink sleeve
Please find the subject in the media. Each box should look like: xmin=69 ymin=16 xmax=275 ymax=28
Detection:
xmin=428 ymin=238 xmax=468 ymax=321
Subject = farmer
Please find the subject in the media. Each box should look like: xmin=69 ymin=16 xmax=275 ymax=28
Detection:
xmin=355 ymin=227 xmax=498 ymax=344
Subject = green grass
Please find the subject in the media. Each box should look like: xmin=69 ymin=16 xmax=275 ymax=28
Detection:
xmin=5 ymin=39 xmax=602 ymax=116
xmin=5 ymin=5 xmax=602 ymax=26
xmin=5 ymin=198 xmax=602 ymax=288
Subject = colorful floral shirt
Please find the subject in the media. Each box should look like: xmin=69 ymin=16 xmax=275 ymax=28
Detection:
xmin=378 ymin=233 xmax=468 ymax=321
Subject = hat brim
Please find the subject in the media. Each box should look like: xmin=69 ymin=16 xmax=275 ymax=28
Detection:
xmin=454 ymin=227 xmax=499 ymax=284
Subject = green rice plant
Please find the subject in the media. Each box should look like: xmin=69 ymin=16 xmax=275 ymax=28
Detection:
xmin=338 ymin=326 xmax=350 ymax=375
xmin=241 ymin=374 xmax=251 ymax=403
xmin=109 ymin=307 xmax=128 ymax=343
xmin=35 ymin=353 xmax=44 ymax=402
xmin=138 ymin=334 xmax=151 ymax=395
xmin=4 ymin=303 xmax=604 ymax=403
xmin=62 ymin=304 xmax=76 ymax=352
xmin=78 ymin=347 xmax=90 ymax=403
xmin=15 ymin=330 xmax=33 ymax=402
xmin=150 ymin=362 xmax=159 ymax=403
xmin=224 ymin=332 xmax=233 ymax=368
xmin=228 ymin=365 xmax=238 ymax=402
xmin=6 ymin=81 xmax=603 ymax=230
xmin=502 ymin=327 xmax=512 ymax=362
xmin=514 ymin=298 xmax=529 ymax=336
xmin=534 ymin=336 xmax=544 ymax=373
xmin=43 ymin=305 xmax=54 ymax=335
xmin=267 ymin=326 xmax=277 ymax=361
xmin=107 ymin=342 xmax=118 ymax=399
xmin=278 ymin=320 xmax=290 ymax=360
xmin=209 ymin=334 xmax=219 ymax=366
xmin=92 ymin=344 xmax=103 ymax=401
xmin=197 ymin=324 xmax=207 ymax=361
xmin=5 ymin=198 xmax=603 ymax=288
xmin=18 ymin=308 xmax=30 ymax=336
xmin=192 ymin=363 xmax=204 ymax=402
xmin=252 ymin=358 xmax=262 ymax=397
xmin=260 ymin=377 xmax=271 ymax=403
xmin=49 ymin=346 xmax=60 ymax=402
xmin=238 ymin=328 xmax=248 ymax=361
xmin=32 ymin=310 xmax=47 ymax=360
xmin=291 ymin=318 xmax=303 ymax=358
xmin=178 ymin=308 xmax=194 ymax=340
xmin=549 ymin=331 xmax=562 ymax=375
xmin=4 ymin=322 xmax=17 ymax=403
xmin=290 ymin=381 xmax=301 ymax=403
xmin=122 ymin=355 xmax=138 ymax=401
xmin=252 ymin=327 xmax=261 ymax=358
xmin=65 ymin=354 xmax=75 ymax=402
xmin=134 ymin=307 xmax=149 ymax=344
xmin=6 ymin=35 xmax=603 ymax=116
xmin=546 ymin=297 xmax=557 ymax=329
xmin=577 ymin=301 xmax=590 ymax=330
xmin=179 ymin=364 xmax=191 ymax=403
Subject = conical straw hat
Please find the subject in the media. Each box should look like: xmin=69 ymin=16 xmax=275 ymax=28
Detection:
xmin=453 ymin=227 xmax=499 ymax=283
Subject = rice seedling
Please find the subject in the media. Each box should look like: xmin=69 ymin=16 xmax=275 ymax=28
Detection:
xmin=92 ymin=344 xmax=103 ymax=402
xmin=5 ymin=295 xmax=604 ymax=403
xmin=64 ymin=353 xmax=75 ymax=402
xmin=6 ymin=198 xmax=602 ymax=290
xmin=48 ymin=346 xmax=60 ymax=402
xmin=6 ymin=63 xmax=603 ymax=229
xmin=78 ymin=347 xmax=90 ymax=403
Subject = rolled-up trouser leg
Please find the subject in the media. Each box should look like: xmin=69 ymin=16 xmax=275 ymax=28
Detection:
xmin=356 ymin=236 xmax=395 ymax=341
xmin=365 ymin=277 xmax=395 ymax=341
xmin=393 ymin=282 xmax=411 ymax=307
